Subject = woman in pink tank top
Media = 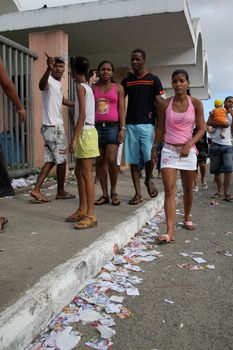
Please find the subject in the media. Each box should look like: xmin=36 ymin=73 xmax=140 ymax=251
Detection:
xmin=93 ymin=61 xmax=125 ymax=206
xmin=151 ymin=69 xmax=205 ymax=243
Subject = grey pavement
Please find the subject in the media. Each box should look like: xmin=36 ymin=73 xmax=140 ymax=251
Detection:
xmin=0 ymin=170 xmax=163 ymax=312
xmin=0 ymin=168 xmax=232 ymax=350
xmin=0 ymin=169 xmax=167 ymax=350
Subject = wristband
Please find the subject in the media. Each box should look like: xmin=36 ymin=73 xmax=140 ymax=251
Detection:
xmin=153 ymin=144 xmax=159 ymax=148
xmin=121 ymin=126 xmax=126 ymax=130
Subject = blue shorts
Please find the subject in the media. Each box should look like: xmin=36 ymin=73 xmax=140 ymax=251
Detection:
xmin=209 ymin=142 xmax=233 ymax=174
xmin=95 ymin=122 xmax=119 ymax=146
xmin=124 ymin=124 xmax=154 ymax=165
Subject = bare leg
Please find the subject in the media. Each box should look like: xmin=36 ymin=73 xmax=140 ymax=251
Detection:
xmin=144 ymin=161 xmax=158 ymax=197
xmin=180 ymin=170 xmax=196 ymax=222
xmin=130 ymin=164 xmax=142 ymax=198
xmin=56 ymin=162 xmax=75 ymax=199
xmin=214 ymin=174 xmax=223 ymax=196
xmin=76 ymin=159 xmax=87 ymax=212
xmin=31 ymin=162 xmax=55 ymax=197
xmin=193 ymin=168 xmax=198 ymax=188
xmin=81 ymin=158 xmax=95 ymax=217
xmin=199 ymin=162 xmax=207 ymax=185
xmin=95 ymin=147 xmax=109 ymax=205
xmin=56 ymin=162 xmax=66 ymax=196
xmin=161 ymin=168 xmax=177 ymax=240
xmin=223 ymin=172 xmax=232 ymax=197
xmin=106 ymin=144 xmax=119 ymax=194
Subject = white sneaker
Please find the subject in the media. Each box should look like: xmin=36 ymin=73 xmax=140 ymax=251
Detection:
xmin=202 ymin=182 xmax=208 ymax=190
xmin=192 ymin=186 xmax=199 ymax=192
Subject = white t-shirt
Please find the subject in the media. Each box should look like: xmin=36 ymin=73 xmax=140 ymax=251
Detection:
xmin=74 ymin=83 xmax=95 ymax=127
xmin=211 ymin=113 xmax=232 ymax=146
xmin=41 ymin=75 xmax=63 ymax=126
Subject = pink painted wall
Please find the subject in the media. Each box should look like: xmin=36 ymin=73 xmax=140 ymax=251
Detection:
xmin=29 ymin=30 xmax=69 ymax=168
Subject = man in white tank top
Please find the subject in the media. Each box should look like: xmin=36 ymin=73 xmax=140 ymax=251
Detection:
xmin=208 ymin=96 xmax=233 ymax=201
xmin=31 ymin=54 xmax=75 ymax=202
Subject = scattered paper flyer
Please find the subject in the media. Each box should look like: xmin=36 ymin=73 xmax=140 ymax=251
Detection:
xmin=126 ymin=287 xmax=140 ymax=296
xmin=96 ymin=325 xmax=116 ymax=339
xmin=78 ymin=309 xmax=102 ymax=323
xmin=85 ymin=336 xmax=113 ymax=350
xmin=109 ymin=295 xmax=124 ymax=303
xmin=164 ymin=299 xmax=174 ymax=304
xmin=192 ymin=257 xmax=207 ymax=264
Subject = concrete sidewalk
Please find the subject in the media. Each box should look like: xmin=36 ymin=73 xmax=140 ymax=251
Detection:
xmin=0 ymin=170 xmax=168 ymax=350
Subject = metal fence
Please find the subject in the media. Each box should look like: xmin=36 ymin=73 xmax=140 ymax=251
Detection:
xmin=0 ymin=35 xmax=38 ymax=175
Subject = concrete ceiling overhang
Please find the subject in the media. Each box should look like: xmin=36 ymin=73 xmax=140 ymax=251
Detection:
xmin=0 ymin=0 xmax=18 ymax=14
xmin=0 ymin=0 xmax=210 ymax=99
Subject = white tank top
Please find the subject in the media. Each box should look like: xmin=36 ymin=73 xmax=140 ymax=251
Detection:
xmin=74 ymin=83 xmax=95 ymax=127
xmin=41 ymin=76 xmax=63 ymax=126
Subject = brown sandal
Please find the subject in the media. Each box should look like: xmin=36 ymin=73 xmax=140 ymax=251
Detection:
xmin=74 ymin=214 xmax=97 ymax=230
xmin=128 ymin=194 xmax=143 ymax=205
xmin=0 ymin=217 xmax=8 ymax=233
xmin=94 ymin=196 xmax=109 ymax=205
xmin=65 ymin=209 xmax=87 ymax=222
xmin=144 ymin=180 xmax=158 ymax=198
xmin=111 ymin=193 xmax=120 ymax=206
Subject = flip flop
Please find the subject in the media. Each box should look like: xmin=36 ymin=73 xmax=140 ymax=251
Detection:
xmin=56 ymin=192 xmax=75 ymax=200
xmin=0 ymin=217 xmax=8 ymax=233
xmin=223 ymin=195 xmax=233 ymax=202
xmin=144 ymin=180 xmax=158 ymax=198
xmin=157 ymin=234 xmax=175 ymax=244
xmin=94 ymin=196 xmax=109 ymax=205
xmin=30 ymin=193 xmax=51 ymax=203
xmin=128 ymin=194 xmax=143 ymax=205
xmin=183 ymin=221 xmax=196 ymax=230
xmin=211 ymin=193 xmax=223 ymax=198
xmin=111 ymin=193 xmax=121 ymax=206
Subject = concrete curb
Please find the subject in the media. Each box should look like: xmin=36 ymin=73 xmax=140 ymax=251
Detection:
xmin=0 ymin=181 xmax=181 ymax=350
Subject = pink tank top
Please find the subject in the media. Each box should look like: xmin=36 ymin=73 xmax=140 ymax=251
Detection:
xmin=165 ymin=96 xmax=196 ymax=144
xmin=94 ymin=83 xmax=119 ymax=122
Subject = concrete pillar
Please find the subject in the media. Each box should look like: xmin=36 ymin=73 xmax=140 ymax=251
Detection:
xmin=29 ymin=30 xmax=69 ymax=168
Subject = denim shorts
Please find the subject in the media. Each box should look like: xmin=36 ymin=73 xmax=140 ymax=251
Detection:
xmin=209 ymin=142 xmax=233 ymax=174
xmin=41 ymin=124 xmax=67 ymax=164
xmin=124 ymin=124 xmax=154 ymax=165
xmin=95 ymin=122 xmax=120 ymax=146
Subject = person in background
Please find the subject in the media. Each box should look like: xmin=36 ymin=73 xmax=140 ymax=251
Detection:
xmin=192 ymin=125 xmax=209 ymax=192
xmin=207 ymin=96 xmax=233 ymax=201
xmin=0 ymin=58 xmax=26 ymax=232
xmin=122 ymin=48 xmax=164 ymax=205
xmin=152 ymin=69 xmax=205 ymax=243
xmin=66 ymin=56 xmax=99 ymax=229
xmin=210 ymin=99 xmax=229 ymax=138
xmin=30 ymin=54 xmax=75 ymax=203
xmin=93 ymin=60 xmax=125 ymax=206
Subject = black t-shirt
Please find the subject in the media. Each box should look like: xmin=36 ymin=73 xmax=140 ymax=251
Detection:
xmin=121 ymin=73 xmax=164 ymax=125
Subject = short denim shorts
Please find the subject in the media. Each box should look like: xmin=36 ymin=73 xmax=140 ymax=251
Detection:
xmin=95 ymin=122 xmax=120 ymax=146
xmin=209 ymin=142 xmax=233 ymax=174
xmin=41 ymin=124 xmax=67 ymax=164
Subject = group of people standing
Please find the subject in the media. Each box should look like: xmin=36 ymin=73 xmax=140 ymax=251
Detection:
xmin=1 ymin=48 xmax=232 ymax=241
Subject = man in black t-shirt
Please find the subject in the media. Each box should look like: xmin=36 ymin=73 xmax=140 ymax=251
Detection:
xmin=121 ymin=49 xmax=164 ymax=204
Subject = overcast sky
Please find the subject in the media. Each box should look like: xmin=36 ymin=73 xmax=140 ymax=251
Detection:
xmin=16 ymin=0 xmax=232 ymax=115
xmin=187 ymin=0 xmax=233 ymax=114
